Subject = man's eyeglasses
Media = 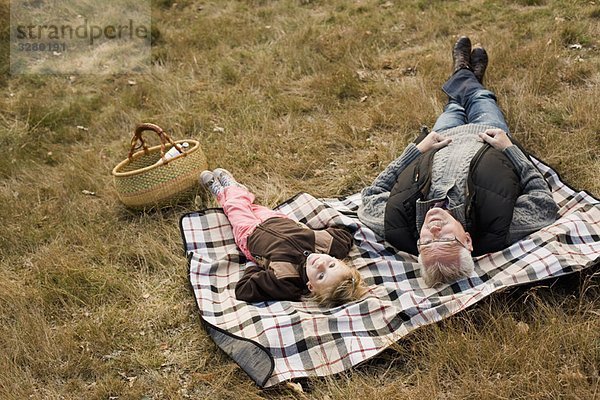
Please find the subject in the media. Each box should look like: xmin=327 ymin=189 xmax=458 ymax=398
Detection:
xmin=417 ymin=236 xmax=468 ymax=250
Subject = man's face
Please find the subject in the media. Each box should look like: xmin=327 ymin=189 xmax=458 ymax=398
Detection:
xmin=418 ymin=208 xmax=473 ymax=262
xmin=305 ymin=253 xmax=351 ymax=295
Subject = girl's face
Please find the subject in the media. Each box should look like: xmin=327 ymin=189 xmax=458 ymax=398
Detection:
xmin=305 ymin=253 xmax=351 ymax=294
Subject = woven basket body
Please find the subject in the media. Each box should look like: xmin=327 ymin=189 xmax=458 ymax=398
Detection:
xmin=112 ymin=124 xmax=207 ymax=208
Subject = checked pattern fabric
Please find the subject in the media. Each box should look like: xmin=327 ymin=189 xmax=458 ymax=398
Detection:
xmin=181 ymin=158 xmax=599 ymax=388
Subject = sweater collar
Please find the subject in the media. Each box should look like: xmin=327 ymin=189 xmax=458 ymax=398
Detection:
xmin=415 ymin=196 xmax=466 ymax=233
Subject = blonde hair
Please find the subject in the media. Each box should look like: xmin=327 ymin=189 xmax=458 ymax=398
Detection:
xmin=311 ymin=267 xmax=368 ymax=308
xmin=418 ymin=246 xmax=475 ymax=286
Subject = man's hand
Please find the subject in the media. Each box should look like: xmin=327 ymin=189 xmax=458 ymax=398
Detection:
xmin=478 ymin=128 xmax=513 ymax=150
xmin=416 ymin=131 xmax=452 ymax=153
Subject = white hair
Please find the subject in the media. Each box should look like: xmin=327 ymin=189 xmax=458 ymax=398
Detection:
xmin=417 ymin=246 xmax=475 ymax=286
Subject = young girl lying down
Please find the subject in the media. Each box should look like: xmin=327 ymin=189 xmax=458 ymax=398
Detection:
xmin=200 ymin=169 xmax=368 ymax=307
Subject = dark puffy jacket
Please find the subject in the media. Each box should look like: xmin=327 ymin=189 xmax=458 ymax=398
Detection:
xmin=384 ymin=144 xmax=521 ymax=257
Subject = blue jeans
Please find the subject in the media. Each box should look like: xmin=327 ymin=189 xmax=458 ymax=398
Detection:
xmin=432 ymin=69 xmax=510 ymax=133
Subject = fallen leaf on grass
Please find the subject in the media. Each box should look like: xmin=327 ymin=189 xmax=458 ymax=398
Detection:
xmin=516 ymin=321 xmax=530 ymax=334
xmin=285 ymin=382 xmax=308 ymax=399
xmin=118 ymin=372 xmax=138 ymax=387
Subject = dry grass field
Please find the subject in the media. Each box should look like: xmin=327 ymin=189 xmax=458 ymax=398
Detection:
xmin=1 ymin=0 xmax=599 ymax=398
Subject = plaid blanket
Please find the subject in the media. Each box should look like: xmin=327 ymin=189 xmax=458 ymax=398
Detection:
xmin=181 ymin=158 xmax=600 ymax=388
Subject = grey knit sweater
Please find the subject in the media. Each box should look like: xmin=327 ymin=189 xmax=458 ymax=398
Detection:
xmin=358 ymin=123 xmax=558 ymax=246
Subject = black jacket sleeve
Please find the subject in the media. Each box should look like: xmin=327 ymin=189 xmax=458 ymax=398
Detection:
xmin=234 ymin=265 xmax=305 ymax=303
xmin=324 ymin=227 xmax=354 ymax=259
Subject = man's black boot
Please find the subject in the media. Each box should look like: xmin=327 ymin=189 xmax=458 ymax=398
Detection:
xmin=452 ymin=36 xmax=472 ymax=74
xmin=471 ymin=47 xmax=488 ymax=84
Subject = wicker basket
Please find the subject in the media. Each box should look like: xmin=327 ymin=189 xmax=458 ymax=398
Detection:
xmin=112 ymin=123 xmax=207 ymax=209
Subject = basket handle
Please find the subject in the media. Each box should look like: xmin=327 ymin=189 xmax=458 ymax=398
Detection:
xmin=128 ymin=123 xmax=186 ymax=164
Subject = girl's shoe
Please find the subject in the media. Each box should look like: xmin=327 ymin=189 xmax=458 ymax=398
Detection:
xmin=213 ymin=168 xmax=247 ymax=190
xmin=199 ymin=170 xmax=223 ymax=196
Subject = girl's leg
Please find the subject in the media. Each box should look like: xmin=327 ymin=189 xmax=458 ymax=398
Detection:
xmin=251 ymin=204 xmax=287 ymax=222
xmin=217 ymin=185 xmax=285 ymax=259
xmin=432 ymin=101 xmax=468 ymax=132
